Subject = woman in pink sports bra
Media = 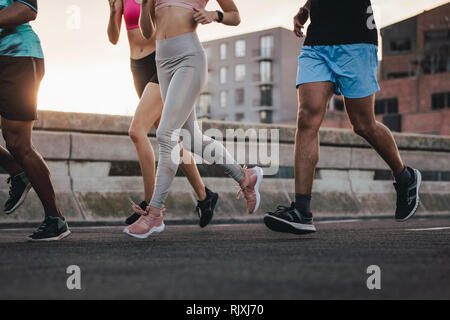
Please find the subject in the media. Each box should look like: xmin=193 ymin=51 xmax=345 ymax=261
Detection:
xmin=124 ymin=0 xmax=264 ymax=239
xmin=107 ymin=0 xmax=215 ymax=227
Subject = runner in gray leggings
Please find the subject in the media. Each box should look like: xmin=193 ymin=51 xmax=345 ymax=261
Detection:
xmin=153 ymin=32 xmax=245 ymax=209
xmin=124 ymin=0 xmax=263 ymax=239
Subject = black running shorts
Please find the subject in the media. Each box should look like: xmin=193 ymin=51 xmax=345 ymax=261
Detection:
xmin=130 ymin=51 xmax=159 ymax=98
xmin=0 ymin=56 xmax=45 ymax=121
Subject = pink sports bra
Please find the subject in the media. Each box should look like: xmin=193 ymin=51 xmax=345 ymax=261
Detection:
xmin=123 ymin=0 xmax=141 ymax=30
xmin=155 ymin=0 xmax=208 ymax=11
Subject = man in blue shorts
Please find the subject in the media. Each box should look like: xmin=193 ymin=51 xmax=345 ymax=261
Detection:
xmin=264 ymin=0 xmax=422 ymax=235
xmin=0 ymin=0 xmax=70 ymax=241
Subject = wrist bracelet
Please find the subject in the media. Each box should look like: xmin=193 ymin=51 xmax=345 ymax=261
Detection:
xmin=216 ymin=10 xmax=224 ymax=23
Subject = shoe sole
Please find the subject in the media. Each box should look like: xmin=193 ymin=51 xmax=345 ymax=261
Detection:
xmin=250 ymin=167 xmax=263 ymax=214
xmin=5 ymin=183 xmax=32 ymax=215
xmin=396 ymin=169 xmax=422 ymax=222
xmin=264 ymin=214 xmax=316 ymax=235
xmin=123 ymin=223 xmax=165 ymax=239
xmin=200 ymin=193 xmax=219 ymax=228
xmin=26 ymin=229 xmax=71 ymax=242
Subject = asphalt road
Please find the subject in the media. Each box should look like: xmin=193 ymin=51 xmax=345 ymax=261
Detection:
xmin=0 ymin=217 xmax=449 ymax=300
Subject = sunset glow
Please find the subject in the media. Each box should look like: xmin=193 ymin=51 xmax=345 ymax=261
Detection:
xmin=31 ymin=0 xmax=448 ymax=116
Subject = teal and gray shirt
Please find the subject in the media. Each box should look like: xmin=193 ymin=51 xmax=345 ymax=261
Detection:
xmin=0 ymin=0 xmax=43 ymax=58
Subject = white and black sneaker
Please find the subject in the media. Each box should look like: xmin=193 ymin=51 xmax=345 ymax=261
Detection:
xmin=27 ymin=216 xmax=71 ymax=242
xmin=394 ymin=167 xmax=422 ymax=222
xmin=196 ymin=187 xmax=219 ymax=228
xmin=4 ymin=172 xmax=32 ymax=215
xmin=264 ymin=203 xmax=316 ymax=235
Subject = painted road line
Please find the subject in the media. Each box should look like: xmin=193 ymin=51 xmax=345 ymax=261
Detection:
xmin=318 ymin=219 xmax=371 ymax=224
xmin=406 ymin=227 xmax=450 ymax=231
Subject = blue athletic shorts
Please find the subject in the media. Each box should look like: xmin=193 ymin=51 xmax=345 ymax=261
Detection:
xmin=296 ymin=44 xmax=380 ymax=98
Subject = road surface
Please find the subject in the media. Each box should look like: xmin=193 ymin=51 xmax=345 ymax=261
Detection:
xmin=0 ymin=217 xmax=449 ymax=299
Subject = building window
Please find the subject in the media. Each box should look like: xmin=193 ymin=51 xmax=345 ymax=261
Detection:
xmin=260 ymin=85 xmax=273 ymax=106
xmin=260 ymin=35 xmax=274 ymax=58
xmin=220 ymin=67 xmax=227 ymax=84
xmin=234 ymin=64 xmax=246 ymax=82
xmin=259 ymin=110 xmax=273 ymax=123
xmin=220 ymin=91 xmax=227 ymax=108
xmin=423 ymin=30 xmax=450 ymax=74
xmin=260 ymin=61 xmax=272 ymax=83
xmin=220 ymin=43 xmax=227 ymax=60
xmin=235 ymin=88 xmax=245 ymax=105
xmin=235 ymin=40 xmax=246 ymax=57
xmin=390 ymin=39 xmax=411 ymax=53
xmin=198 ymin=94 xmax=211 ymax=116
xmin=431 ymin=92 xmax=450 ymax=110
xmin=375 ymin=98 xmax=398 ymax=115
xmin=387 ymin=72 xmax=410 ymax=80
xmin=235 ymin=113 xmax=245 ymax=122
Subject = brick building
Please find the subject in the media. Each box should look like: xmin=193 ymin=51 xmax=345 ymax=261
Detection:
xmin=323 ymin=3 xmax=450 ymax=136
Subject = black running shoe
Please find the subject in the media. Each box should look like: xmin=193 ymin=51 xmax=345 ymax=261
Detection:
xmin=125 ymin=201 xmax=148 ymax=225
xmin=394 ymin=167 xmax=422 ymax=222
xmin=27 ymin=216 xmax=71 ymax=242
xmin=196 ymin=187 xmax=219 ymax=228
xmin=264 ymin=203 xmax=316 ymax=234
xmin=4 ymin=172 xmax=32 ymax=215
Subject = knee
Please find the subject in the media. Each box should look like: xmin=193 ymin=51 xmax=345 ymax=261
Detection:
xmin=352 ymin=120 xmax=377 ymax=139
xmin=155 ymin=127 xmax=173 ymax=147
xmin=5 ymin=139 xmax=33 ymax=160
xmin=128 ymin=127 xmax=147 ymax=144
xmin=297 ymin=103 xmax=321 ymax=132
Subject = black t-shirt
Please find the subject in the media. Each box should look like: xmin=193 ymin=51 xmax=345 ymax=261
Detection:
xmin=304 ymin=0 xmax=378 ymax=46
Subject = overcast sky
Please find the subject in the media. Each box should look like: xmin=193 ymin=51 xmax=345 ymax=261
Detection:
xmin=31 ymin=0 xmax=448 ymax=115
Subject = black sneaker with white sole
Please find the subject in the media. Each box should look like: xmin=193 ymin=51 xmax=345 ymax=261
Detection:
xmin=264 ymin=203 xmax=316 ymax=235
xmin=125 ymin=201 xmax=148 ymax=225
xmin=27 ymin=216 xmax=71 ymax=242
xmin=196 ymin=187 xmax=219 ymax=228
xmin=4 ymin=172 xmax=32 ymax=215
xmin=394 ymin=167 xmax=422 ymax=222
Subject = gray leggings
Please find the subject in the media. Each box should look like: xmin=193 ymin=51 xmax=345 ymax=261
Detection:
xmin=150 ymin=32 xmax=245 ymax=209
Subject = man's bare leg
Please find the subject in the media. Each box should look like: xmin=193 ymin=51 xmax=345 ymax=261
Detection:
xmin=344 ymin=94 xmax=422 ymax=221
xmin=295 ymin=82 xmax=335 ymax=196
xmin=344 ymin=95 xmax=404 ymax=175
xmin=1 ymin=118 xmax=62 ymax=219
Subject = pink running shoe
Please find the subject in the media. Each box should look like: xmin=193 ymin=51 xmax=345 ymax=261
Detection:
xmin=123 ymin=202 xmax=165 ymax=239
xmin=237 ymin=166 xmax=264 ymax=214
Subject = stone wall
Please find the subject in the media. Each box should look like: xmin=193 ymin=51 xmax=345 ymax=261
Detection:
xmin=0 ymin=110 xmax=449 ymax=223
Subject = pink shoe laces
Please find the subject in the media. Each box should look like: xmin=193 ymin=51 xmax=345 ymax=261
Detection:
xmin=128 ymin=198 xmax=165 ymax=216
xmin=236 ymin=165 xmax=249 ymax=201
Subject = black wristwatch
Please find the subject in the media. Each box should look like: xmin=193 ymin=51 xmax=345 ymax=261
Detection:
xmin=216 ymin=10 xmax=224 ymax=23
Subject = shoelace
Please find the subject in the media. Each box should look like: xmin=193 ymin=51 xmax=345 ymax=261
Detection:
xmin=128 ymin=197 xmax=165 ymax=216
xmin=33 ymin=218 xmax=51 ymax=235
xmin=6 ymin=176 xmax=18 ymax=198
xmin=195 ymin=196 xmax=210 ymax=218
xmin=236 ymin=165 xmax=249 ymax=200
xmin=268 ymin=204 xmax=295 ymax=216
xmin=394 ymin=183 xmax=410 ymax=206
xmin=37 ymin=222 xmax=48 ymax=232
